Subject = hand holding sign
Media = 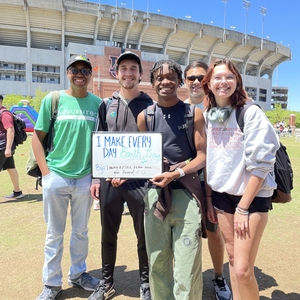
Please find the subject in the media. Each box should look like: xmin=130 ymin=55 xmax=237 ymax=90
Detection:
xmin=92 ymin=132 xmax=163 ymax=179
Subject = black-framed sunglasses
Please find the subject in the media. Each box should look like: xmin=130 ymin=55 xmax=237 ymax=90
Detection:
xmin=186 ymin=75 xmax=205 ymax=83
xmin=68 ymin=67 xmax=91 ymax=76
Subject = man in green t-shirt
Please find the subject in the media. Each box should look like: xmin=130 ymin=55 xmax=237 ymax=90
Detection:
xmin=33 ymin=55 xmax=101 ymax=300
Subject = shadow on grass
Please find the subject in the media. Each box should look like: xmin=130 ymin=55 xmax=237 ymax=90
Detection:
xmin=37 ymin=263 xmax=300 ymax=300
xmin=205 ymin=263 xmax=300 ymax=300
xmin=0 ymin=193 xmax=43 ymax=204
xmin=56 ymin=266 xmax=140 ymax=299
xmin=261 ymin=291 xmax=300 ymax=300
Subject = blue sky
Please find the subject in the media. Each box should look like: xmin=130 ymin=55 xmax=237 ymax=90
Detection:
xmin=88 ymin=0 xmax=299 ymax=111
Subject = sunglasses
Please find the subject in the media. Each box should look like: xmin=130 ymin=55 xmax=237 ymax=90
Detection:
xmin=186 ymin=75 xmax=205 ymax=83
xmin=68 ymin=67 xmax=91 ymax=76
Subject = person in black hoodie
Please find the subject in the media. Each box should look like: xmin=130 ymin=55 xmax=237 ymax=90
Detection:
xmin=89 ymin=51 xmax=153 ymax=300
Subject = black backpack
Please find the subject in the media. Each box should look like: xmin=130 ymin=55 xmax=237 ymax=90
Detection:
xmin=26 ymin=91 xmax=60 ymax=189
xmin=236 ymin=103 xmax=293 ymax=203
xmin=0 ymin=109 xmax=27 ymax=147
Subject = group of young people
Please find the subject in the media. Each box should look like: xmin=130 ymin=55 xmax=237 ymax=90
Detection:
xmin=31 ymin=51 xmax=279 ymax=300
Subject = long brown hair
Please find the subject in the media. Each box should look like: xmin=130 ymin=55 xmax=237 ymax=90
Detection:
xmin=202 ymin=58 xmax=249 ymax=111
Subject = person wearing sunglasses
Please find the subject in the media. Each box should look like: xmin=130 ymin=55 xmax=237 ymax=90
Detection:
xmin=33 ymin=54 xmax=101 ymax=300
xmin=184 ymin=61 xmax=232 ymax=300
xmin=184 ymin=61 xmax=207 ymax=110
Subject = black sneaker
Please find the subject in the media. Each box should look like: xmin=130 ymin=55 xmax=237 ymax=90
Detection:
xmin=88 ymin=280 xmax=115 ymax=300
xmin=68 ymin=272 xmax=100 ymax=291
xmin=140 ymin=283 xmax=151 ymax=300
xmin=212 ymin=277 xmax=232 ymax=300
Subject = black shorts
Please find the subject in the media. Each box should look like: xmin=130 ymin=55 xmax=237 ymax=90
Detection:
xmin=212 ymin=191 xmax=272 ymax=214
xmin=0 ymin=150 xmax=16 ymax=171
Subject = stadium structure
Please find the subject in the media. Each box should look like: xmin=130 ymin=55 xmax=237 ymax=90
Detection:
xmin=0 ymin=0 xmax=292 ymax=110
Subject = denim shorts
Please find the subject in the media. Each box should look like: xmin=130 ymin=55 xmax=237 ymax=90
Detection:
xmin=212 ymin=191 xmax=272 ymax=214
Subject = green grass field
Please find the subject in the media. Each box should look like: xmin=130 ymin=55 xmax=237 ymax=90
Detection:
xmin=0 ymin=134 xmax=299 ymax=299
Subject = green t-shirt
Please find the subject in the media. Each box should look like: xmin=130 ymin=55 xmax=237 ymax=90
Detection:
xmin=35 ymin=90 xmax=101 ymax=178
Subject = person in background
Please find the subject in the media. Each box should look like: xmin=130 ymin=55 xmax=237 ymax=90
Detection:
xmin=89 ymin=51 xmax=152 ymax=300
xmin=0 ymin=94 xmax=24 ymax=199
xmin=137 ymin=59 xmax=206 ymax=299
xmin=33 ymin=55 xmax=101 ymax=300
xmin=184 ymin=61 xmax=232 ymax=300
xmin=202 ymin=58 xmax=279 ymax=300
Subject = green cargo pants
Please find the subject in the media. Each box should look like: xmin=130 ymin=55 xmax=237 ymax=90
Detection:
xmin=144 ymin=188 xmax=203 ymax=300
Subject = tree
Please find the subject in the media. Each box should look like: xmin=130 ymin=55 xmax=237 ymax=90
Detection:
xmin=265 ymin=104 xmax=300 ymax=128
xmin=265 ymin=104 xmax=289 ymax=125
xmin=1 ymin=94 xmax=31 ymax=109
xmin=30 ymin=86 xmax=49 ymax=112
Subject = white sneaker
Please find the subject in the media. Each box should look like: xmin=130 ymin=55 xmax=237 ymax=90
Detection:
xmin=93 ymin=199 xmax=100 ymax=210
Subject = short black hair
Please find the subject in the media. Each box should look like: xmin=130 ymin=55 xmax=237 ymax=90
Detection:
xmin=150 ymin=59 xmax=183 ymax=87
xmin=0 ymin=95 xmax=3 ymax=101
xmin=184 ymin=61 xmax=208 ymax=78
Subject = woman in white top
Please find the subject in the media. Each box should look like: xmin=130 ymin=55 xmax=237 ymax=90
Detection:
xmin=201 ymin=58 xmax=280 ymax=300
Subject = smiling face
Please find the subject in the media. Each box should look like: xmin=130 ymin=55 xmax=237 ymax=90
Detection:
xmin=67 ymin=61 xmax=92 ymax=90
xmin=116 ymin=59 xmax=142 ymax=91
xmin=152 ymin=63 xmax=180 ymax=105
xmin=185 ymin=66 xmax=206 ymax=104
xmin=208 ymin=64 xmax=237 ymax=107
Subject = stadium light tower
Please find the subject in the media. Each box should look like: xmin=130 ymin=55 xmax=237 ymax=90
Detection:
xmin=243 ymin=0 xmax=250 ymax=35
xmin=260 ymin=6 xmax=267 ymax=49
xmin=222 ymin=0 xmax=228 ymax=31
xmin=222 ymin=0 xmax=228 ymax=41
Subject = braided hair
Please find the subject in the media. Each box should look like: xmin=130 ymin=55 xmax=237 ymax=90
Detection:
xmin=149 ymin=59 xmax=183 ymax=87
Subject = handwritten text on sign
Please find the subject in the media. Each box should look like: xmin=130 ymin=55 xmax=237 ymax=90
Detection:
xmin=92 ymin=132 xmax=163 ymax=178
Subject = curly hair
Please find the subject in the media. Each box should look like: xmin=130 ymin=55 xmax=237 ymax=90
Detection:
xmin=201 ymin=58 xmax=249 ymax=111
xmin=149 ymin=59 xmax=183 ymax=87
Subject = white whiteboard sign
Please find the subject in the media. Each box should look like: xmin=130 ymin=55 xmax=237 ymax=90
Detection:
xmin=92 ymin=132 xmax=163 ymax=178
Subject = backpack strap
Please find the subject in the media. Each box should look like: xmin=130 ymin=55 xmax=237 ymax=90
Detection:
xmin=103 ymin=97 xmax=113 ymax=110
xmin=50 ymin=90 xmax=60 ymax=118
xmin=44 ymin=91 xmax=60 ymax=152
xmin=0 ymin=108 xmax=10 ymax=117
xmin=236 ymin=102 xmax=260 ymax=133
xmin=184 ymin=103 xmax=196 ymax=156
xmin=144 ymin=103 xmax=156 ymax=131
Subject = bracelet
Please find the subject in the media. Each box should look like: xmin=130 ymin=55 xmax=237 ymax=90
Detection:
xmin=175 ymin=167 xmax=185 ymax=179
xmin=237 ymin=205 xmax=248 ymax=211
xmin=235 ymin=206 xmax=249 ymax=215
xmin=206 ymin=195 xmax=212 ymax=198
